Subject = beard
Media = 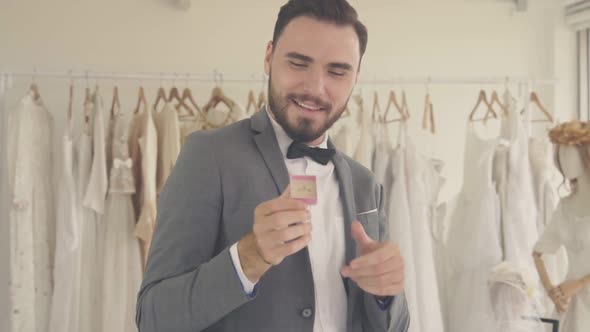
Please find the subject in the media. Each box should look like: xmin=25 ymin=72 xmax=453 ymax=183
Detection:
xmin=267 ymin=73 xmax=350 ymax=143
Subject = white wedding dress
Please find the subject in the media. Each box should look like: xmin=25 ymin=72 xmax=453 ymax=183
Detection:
xmin=387 ymin=125 xmax=420 ymax=332
xmin=101 ymin=106 xmax=142 ymax=332
xmin=445 ymin=124 xmax=502 ymax=332
xmin=48 ymin=110 xmax=81 ymax=332
xmin=7 ymin=92 xmax=54 ymax=332
xmin=78 ymin=90 xmax=108 ymax=332
xmin=534 ymin=201 xmax=590 ymax=332
xmin=404 ymin=136 xmax=445 ymax=332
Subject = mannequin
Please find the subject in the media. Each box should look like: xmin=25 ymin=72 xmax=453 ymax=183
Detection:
xmin=533 ymin=120 xmax=590 ymax=332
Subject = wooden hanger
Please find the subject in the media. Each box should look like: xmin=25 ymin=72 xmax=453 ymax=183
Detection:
xmin=204 ymin=86 xmax=235 ymax=111
xmin=134 ymin=86 xmax=148 ymax=114
xmin=489 ymin=90 xmax=508 ymax=116
xmin=422 ymin=93 xmax=436 ymax=133
xmin=29 ymin=82 xmax=41 ymax=102
xmin=469 ymin=90 xmax=497 ymax=123
xmin=153 ymin=86 xmax=168 ymax=111
xmin=528 ymin=91 xmax=553 ymax=123
xmin=111 ymin=86 xmax=121 ymax=117
xmin=168 ymin=85 xmax=182 ymax=106
xmin=383 ymin=90 xmax=408 ymax=123
xmin=177 ymin=87 xmax=201 ymax=117
xmin=246 ymin=90 xmax=257 ymax=114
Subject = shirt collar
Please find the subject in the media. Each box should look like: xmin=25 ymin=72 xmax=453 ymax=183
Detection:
xmin=265 ymin=106 xmax=329 ymax=159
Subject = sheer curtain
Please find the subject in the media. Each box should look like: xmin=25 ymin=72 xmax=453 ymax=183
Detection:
xmin=0 ymin=73 xmax=12 ymax=332
xmin=565 ymin=0 xmax=590 ymax=119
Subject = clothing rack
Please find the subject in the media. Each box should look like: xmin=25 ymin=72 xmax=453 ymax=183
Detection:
xmin=1 ymin=70 xmax=558 ymax=87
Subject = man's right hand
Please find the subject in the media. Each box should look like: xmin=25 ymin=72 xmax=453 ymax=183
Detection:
xmin=237 ymin=185 xmax=312 ymax=283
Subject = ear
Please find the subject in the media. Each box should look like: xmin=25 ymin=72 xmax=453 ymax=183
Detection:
xmin=264 ymin=41 xmax=274 ymax=76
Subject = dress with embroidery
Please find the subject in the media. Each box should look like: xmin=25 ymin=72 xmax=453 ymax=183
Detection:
xmin=7 ymin=92 xmax=54 ymax=332
xmin=101 ymin=106 xmax=143 ymax=332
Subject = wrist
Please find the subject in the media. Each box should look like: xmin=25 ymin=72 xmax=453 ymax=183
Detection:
xmin=237 ymin=233 xmax=271 ymax=283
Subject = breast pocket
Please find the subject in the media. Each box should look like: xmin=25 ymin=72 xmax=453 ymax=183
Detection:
xmin=356 ymin=209 xmax=379 ymax=240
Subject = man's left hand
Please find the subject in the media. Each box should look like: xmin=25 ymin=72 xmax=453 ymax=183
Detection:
xmin=340 ymin=221 xmax=405 ymax=297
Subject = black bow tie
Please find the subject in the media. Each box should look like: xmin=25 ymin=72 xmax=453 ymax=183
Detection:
xmin=286 ymin=142 xmax=336 ymax=165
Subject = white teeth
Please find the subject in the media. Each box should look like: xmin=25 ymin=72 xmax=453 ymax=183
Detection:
xmin=294 ymin=99 xmax=321 ymax=111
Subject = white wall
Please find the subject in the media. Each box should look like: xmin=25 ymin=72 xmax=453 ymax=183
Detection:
xmin=0 ymin=0 xmax=578 ymax=329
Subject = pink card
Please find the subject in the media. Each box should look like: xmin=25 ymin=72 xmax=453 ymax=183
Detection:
xmin=289 ymin=175 xmax=317 ymax=205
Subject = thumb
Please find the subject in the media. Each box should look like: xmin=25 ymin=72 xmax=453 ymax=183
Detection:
xmin=280 ymin=184 xmax=291 ymax=199
xmin=351 ymin=221 xmax=375 ymax=251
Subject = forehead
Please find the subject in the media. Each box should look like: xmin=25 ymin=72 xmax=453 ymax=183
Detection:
xmin=274 ymin=15 xmax=361 ymax=67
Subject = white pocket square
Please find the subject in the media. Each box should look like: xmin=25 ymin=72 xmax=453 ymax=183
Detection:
xmin=357 ymin=208 xmax=378 ymax=216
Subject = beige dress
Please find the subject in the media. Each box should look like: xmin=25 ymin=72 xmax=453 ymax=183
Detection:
xmin=153 ymin=102 xmax=181 ymax=194
xmin=129 ymin=104 xmax=158 ymax=266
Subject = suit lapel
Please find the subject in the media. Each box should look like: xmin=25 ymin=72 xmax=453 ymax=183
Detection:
xmin=251 ymin=110 xmax=290 ymax=194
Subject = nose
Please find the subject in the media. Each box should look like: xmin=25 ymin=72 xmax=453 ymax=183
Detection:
xmin=302 ymin=67 xmax=326 ymax=97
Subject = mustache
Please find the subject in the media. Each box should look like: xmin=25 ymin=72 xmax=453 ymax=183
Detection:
xmin=287 ymin=93 xmax=332 ymax=110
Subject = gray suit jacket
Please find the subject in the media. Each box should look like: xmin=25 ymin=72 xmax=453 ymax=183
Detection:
xmin=136 ymin=110 xmax=410 ymax=332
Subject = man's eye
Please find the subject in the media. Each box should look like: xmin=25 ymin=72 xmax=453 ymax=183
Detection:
xmin=329 ymin=71 xmax=346 ymax=77
xmin=290 ymin=61 xmax=307 ymax=68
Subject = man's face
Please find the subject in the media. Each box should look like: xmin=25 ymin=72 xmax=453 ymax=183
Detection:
xmin=264 ymin=16 xmax=361 ymax=144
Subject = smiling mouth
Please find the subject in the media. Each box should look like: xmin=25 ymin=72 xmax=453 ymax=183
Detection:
xmin=291 ymin=98 xmax=325 ymax=112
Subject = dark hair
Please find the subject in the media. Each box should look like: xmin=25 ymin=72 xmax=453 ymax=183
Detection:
xmin=272 ymin=0 xmax=368 ymax=59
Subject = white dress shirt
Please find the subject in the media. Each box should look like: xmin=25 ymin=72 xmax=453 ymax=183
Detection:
xmin=229 ymin=109 xmax=348 ymax=331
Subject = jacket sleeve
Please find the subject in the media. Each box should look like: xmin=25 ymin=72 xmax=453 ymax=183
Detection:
xmin=136 ymin=133 xmax=253 ymax=332
xmin=362 ymin=184 xmax=410 ymax=332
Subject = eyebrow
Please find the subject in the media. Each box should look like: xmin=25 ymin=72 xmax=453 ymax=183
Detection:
xmin=286 ymin=52 xmax=353 ymax=71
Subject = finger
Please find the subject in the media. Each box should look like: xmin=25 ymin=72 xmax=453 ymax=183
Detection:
xmin=271 ymin=222 xmax=312 ymax=244
xmin=274 ymin=234 xmax=312 ymax=259
xmin=342 ymin=256 xmax=403 ymax=279
xmin=351 ymin=221 xmax=375 ymax=250
xmin=357 ymin=280 xmax=405 ymax=297
xmin=350 ymin=245 xmax=398 ymax=269
xmin=353 ymin=267 xmax=404 ymax=288
xmin=256 ymin=197 xmax=308 ymax=217
xmin=267 ymin=210 xmax=311 ymax=230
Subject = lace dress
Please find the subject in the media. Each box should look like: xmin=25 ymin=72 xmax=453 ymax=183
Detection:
xmin=101 ymin=106 xmax=142 ymax=332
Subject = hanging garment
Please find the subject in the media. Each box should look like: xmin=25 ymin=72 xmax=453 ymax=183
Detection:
xmin=48 ymin=111 xmax=81 ymax=332
xmin=78 ymin=90 xmax=108 ymax=332
xmin=404 ymin=136 xmax=445 ymax=332
xmin=332 ymin=116 xmax=356 ymax=157
xmin=534 ymin=202 xmax=590 ymax=332
xmin=178 ymin=113 xmax=207 ymax=147
xmin=203 ymin=103 xmax=246 ymax=130
xmin=101 ymin=106 xmax=142 ymax=332
xmin=129 ymin=102 xmax=158 ymax=266
xmin=498 ymin=102 xmax=539 ymax=277
xmin=353 ymin=95 xmax=374 ymax=169
xmin=0 ymin=76 xmax=10 ymax=332
xmin=6 ymin=92 xmax=54 ymax=332
xmin=387 ymin=126 xmax=420 ymax=332
xmin=153 ymin=102 xmax=181 ymax=194
xmin=445 ymin=124 xmax=502 ymax=332
xmin=372 ymin=120 xmax=394 ymax=218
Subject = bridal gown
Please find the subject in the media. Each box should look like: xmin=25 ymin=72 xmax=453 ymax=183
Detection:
xmin=101 ymin=105 xmax=143 ymax=332
xmin=7 ymin=92 xmax=54 ymax=332
xmin=445 ymin=124 xmax=502 ymax=332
